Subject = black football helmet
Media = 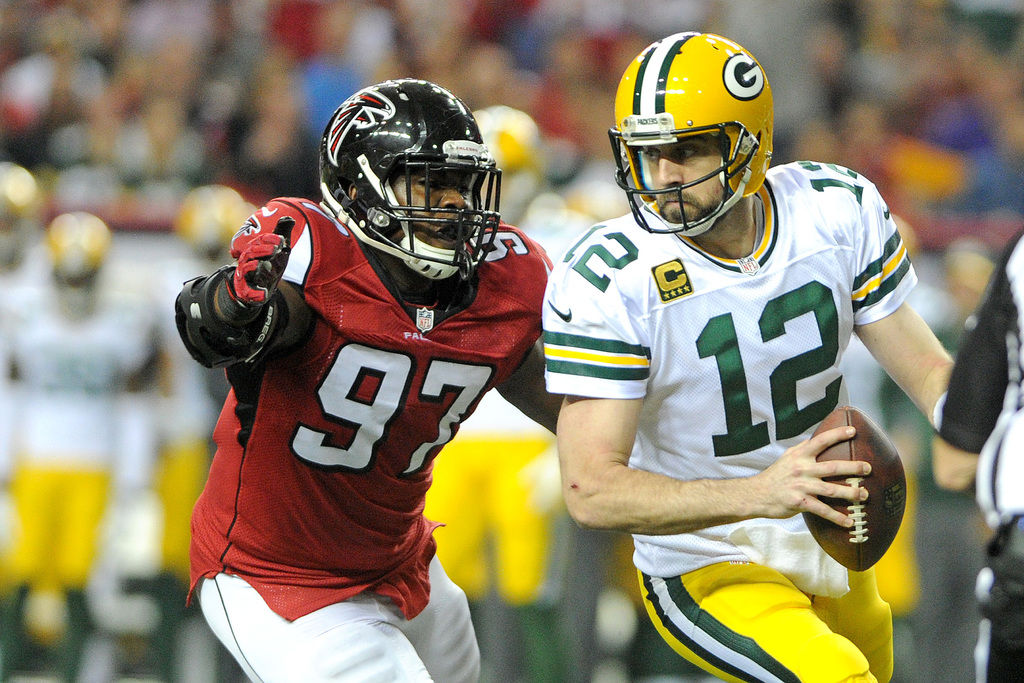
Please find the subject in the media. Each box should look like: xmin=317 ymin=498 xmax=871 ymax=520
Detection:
xmin=319 ymin=79 xmax=501 ymax=280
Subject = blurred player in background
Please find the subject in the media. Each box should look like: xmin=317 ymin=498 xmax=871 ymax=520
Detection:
xmin=0 ymin=212 xmax=158 ymax=681
xmin=0 ymin=163 xmax=45 ymax=680
xmin=0 ymin=164 xmax=45 ymax=452
xmin=472 ymin=105 xmax=546 ymax=225
xmin=149 ymin=184 xmax=254 ymax=681
xmin=0 ymin=162 xmax=44 ymax=570
xmin=424 ymin=104 xmax=567 ymax=682
xmin=907 ymin=241 xmax=993 ymax=681
xmin=544 ymin=32 xmax=952 ymax=681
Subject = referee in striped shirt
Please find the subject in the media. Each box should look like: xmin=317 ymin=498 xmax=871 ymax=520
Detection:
xmin=934 ymin=229 xmax=1024 ymax=681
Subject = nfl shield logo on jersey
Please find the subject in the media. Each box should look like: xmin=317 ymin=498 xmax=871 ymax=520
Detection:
xmin=416 ymin=307 xmax=434 ymax=333
xmin=737 ymin=255 xmax=760 ymax=275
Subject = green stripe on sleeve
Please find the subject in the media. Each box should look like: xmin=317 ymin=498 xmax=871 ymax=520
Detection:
xmin=544 ymin=331 xmax=650 ymax=358
xmin=546 ymin=360 xmax=649 ymax=381
xmin=853 ymin=256 xmax=911 ymax=312
xmin=852 ymin=231 xmax=903 ymax=291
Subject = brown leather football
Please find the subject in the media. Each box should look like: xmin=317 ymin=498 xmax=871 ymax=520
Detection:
xmin=801 ymin=405 xmax=906 ymax=571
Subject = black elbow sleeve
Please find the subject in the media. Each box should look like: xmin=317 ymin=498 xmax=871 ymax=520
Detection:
xmin=174 ymin=266 xmax=287 ymax=368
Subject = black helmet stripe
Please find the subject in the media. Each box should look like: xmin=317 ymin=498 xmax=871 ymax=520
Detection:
xmin=632 ymin=46 xmax=654 ymax=116
xmin=633 ymin=32 xmax=697 ymax=116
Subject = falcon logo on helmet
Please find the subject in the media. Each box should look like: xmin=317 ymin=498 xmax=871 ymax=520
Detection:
xmin=325 ymin=90 xmax=396 ymax=166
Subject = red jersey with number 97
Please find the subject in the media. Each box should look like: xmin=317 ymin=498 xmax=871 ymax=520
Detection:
xmin=189 ymin=197 xmax=550 ymax=620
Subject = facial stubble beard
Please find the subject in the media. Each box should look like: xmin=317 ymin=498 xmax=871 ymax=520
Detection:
xmin=659 ymin=188 xmax=719 ymax=226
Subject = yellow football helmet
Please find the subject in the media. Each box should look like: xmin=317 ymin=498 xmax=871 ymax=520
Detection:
xmin=0 ymin=162 xmax=42 ymax=270
xmin=474 ymin=106 xmax=544 ymax=224
xmin=174 ymin=185 xmax=254 ymax=262
xmin=45 ymin=211 xmax=112 ymax=287
xmin=475 ymin=106 xmax=543 ymax=177
xmin=610 ymin=32 xmax=773 ymax=236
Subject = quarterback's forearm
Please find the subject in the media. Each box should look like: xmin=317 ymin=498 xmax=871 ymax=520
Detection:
xmin=559 ymin=456 xmax=763 ymax=534
xmin=556 ymin=395 xmax=762 ymax=534
xmin=557 ymin=395 xmax=866 ymax=533
xmin=856 ymin=304 xmax=953 ymax=420
xmin=921 ymin=361 xmax=953 ymax=427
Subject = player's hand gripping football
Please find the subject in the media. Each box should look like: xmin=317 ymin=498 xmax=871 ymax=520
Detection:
xmin=753 ymin=425 xmax=870 ymax=528
xmin=228 ymin=216 xmax=294 ymax=306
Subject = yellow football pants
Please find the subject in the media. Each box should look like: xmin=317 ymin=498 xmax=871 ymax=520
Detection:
xmin=640 ymin=562 xmax=893 ymax=682
xmin=155 ymin=438 xmax=209 ymax=581
xmin=425 ymin=435 xmax=556 ymax=605
xmin=872 ymin=473 xmax=918 ymax=616
xmin=6 ymin=465 xmax=111 ymax=591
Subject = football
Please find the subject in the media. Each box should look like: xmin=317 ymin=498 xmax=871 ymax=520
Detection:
xmin=802 ymin=405 xmax=906 ymax=572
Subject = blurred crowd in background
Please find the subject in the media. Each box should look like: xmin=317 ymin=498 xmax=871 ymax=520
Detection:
xmin=0 ymin=0 xmax=1021 ymax=681
xmin=4 ymin=0 xmax=1024 ymax=244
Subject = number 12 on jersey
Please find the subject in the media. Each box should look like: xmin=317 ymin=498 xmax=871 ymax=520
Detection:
xmin=697 ymin=280 xmax=841 ymax=457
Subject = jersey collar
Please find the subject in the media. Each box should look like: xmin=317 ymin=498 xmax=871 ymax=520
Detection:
xmin=677 ymin=180 xmax=778 ymax=274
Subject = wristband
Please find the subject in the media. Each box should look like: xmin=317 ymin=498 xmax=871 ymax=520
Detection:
xmin=175 ymin=267 xmax=286 ymax=368
xmin=932 ymin=391 xmax=948 ymax=431
xmin=220 ymin=270 xmax=264 ymax=325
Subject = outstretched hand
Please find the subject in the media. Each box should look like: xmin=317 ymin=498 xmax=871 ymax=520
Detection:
xmin=753 ymin=425 xmax=870 ymax=528
xmin=229 ymin=216 xmax=294 ymax=306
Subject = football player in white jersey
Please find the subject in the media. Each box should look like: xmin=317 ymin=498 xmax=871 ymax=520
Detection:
xmin=0 ymin=162 xmax=45 ymax=561
xmin=0 ymin=163 xmax=46 ymax=679
xmin=151 ymin=185 xmax=254 ymax=681
xmin=424 ymin=106 xmax=568 ymax=681
xmin=543 ymin=33 xmax=953 ymax=682
xmin=0 ymin=213 xmax=158 ymax=681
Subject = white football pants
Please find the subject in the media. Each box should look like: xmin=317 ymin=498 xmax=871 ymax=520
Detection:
xmin=197 ymin=555 xmax=479 ymax=682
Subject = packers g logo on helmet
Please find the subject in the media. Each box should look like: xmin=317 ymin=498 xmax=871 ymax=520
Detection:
xmin=723 ymin=53 xmax=764 ymax=101
xmin=609 ymin=32 xmax=774 ymax=237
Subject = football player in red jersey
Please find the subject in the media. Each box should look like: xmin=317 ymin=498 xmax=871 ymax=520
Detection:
xmin=174 ymin=79 xmax=560 ymax=682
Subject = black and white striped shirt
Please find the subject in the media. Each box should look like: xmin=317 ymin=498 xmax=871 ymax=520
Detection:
xmin=940 ymin=230 xmax=1024 ymax=527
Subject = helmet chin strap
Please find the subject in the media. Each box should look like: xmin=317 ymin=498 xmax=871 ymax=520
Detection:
xmin=659 ymin=165 xmax=752 ymax=237
xmin=399 ymin=233 xmax=460 ymax=280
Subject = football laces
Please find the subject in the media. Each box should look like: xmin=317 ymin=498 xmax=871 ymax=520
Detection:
xmin=845 ymin=476 xmax=868 ymax=544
